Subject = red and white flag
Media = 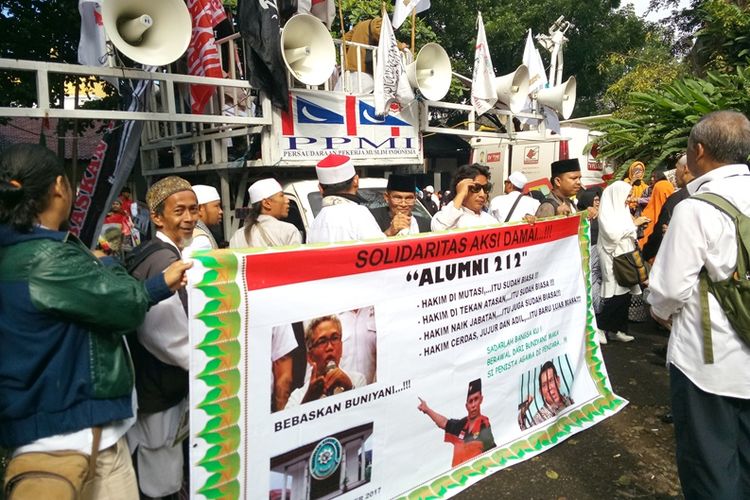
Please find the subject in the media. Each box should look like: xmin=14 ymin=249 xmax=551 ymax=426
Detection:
xmin=187 ymin=0 xmax=227 ymax=114
xmin=298 ymin=0 xmax=336 ymax=29
xmin=471 ymin=12 xmax=497 ymax=116
xmin=78 ymin=0 xmax=107 ymax=66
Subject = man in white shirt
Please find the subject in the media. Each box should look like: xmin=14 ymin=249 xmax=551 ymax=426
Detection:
xmin=228 ymin=178 xmax=301 ymax=248
xmin=186 ymin=184 xmax=223 ymax=251
xmin=431 ymin=163 xmax=497 ymax=230
xmin=647 ymin=110 xmax=750 ymax=499
xmin=127 ymin=176 xmax=198 ymax=499
xmin=307 ymin=154 xmax=393 ymax=243
xmin=489 ymin=171 xmax=540 ymax=223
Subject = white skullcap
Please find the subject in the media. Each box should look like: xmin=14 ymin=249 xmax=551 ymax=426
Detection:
xmin=192 ymin=185 xmax=220 ymax=205
xmin=316 ymin=154 xmax=356 ymax=185
xmin=248 ymin=178 xmax=283 ymax=204
xmin=423 ymin=185 xmax=434 ymax=192
xmin=508 ymin=171 xmax=528 ymax=190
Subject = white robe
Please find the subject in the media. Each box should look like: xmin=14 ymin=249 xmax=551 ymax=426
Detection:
xmin=229 ymin=214 xmax=301 ymax=248
xmin=431 ymin=203 xmax=498 ymax=231
xmin=597 ymin=181 xmax=641 ymax=298
xmin=307 ymin=196 xmax=385 ymax=243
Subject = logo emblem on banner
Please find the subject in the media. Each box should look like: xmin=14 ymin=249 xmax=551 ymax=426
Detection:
xmin=296 ymin=96 xmax=344 ymax=125
xmin=309 ymin=437 xmax=343 ymax=480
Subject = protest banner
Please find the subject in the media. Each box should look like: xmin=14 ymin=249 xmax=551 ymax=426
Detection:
xmin=187 ymin=215 xmax=627 ymax=499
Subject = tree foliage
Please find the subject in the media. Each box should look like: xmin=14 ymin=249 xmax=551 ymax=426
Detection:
xmin=596 ymin=0 xmax=750 ymax=168
xmin=0 ymin=0 xmax=81 ymax=107
xmin=595 ymin=69 xmax=750 ymax=171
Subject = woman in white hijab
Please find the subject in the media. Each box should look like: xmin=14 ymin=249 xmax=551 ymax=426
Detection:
xmin=596 ymin=180 xmax=650 ymax=342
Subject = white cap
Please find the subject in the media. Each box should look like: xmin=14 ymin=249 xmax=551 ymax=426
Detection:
xmin=423 ymin=185 xmax=434 ymax=193
xmin=316 ymin=154 xmax=356 ymax=185
xmin=248 ymin=178 xmax=283 ymax=204
xmin=508 ymin=171 xmax=528 ymax=190
xmin=192 ymin=185 xmax=220 ymax=205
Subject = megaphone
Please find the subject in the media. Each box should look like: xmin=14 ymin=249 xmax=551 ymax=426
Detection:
xmin=281 ymin=14 xmax=336 ymax=86
xmin=102 ymin=0 xmax=191 ymax=66
xmin=406 ymin=43 xmax=452 ymax=101
xmin=536 ymin=76 xmax=577 ymax=119
xmin=494 ymin=64 xmax=530 ymax=114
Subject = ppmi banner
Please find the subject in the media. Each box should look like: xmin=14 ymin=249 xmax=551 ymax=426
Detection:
xmin=187 ymin=216 xmax=627 ymax=499
xmin=277 ymin=90 xmax=421 ymax=162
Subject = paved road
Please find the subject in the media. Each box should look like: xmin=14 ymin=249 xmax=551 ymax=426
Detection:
xmin=457 ymin=317 xmax=683 ymax=499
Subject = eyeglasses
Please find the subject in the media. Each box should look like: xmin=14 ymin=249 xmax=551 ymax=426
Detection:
xmin=388 ymin=194 xmax=416 ymax=205
xmin=309 ymin=333 xmax=342 ymax=350
xmin=468 ymin=183 xmax=492 ymax=194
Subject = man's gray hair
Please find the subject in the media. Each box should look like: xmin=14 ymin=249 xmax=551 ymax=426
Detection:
xmin=304 ymin=315 xmax=342 ymax=346
xmin=688 ymin=110 xmax=750 ymax=165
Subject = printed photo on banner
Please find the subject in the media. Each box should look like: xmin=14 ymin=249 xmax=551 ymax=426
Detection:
xmin=417 ymin=378 xmax=497 ymax=467
xmin=270 ymin=423 xmax=374 ymax=500
xmin=276 ymin=307 xmax=378 ymax=412
xmin=517 ymin=355 xmax=575 ymax=430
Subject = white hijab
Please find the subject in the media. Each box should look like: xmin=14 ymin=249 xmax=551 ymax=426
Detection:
xmin=598 ymin=180 xmax=637 ymax=254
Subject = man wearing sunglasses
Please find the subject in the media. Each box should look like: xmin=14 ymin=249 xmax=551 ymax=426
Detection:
xmin=286 ymin=315 xmax=366 ymax=407
xmin=431 ymin=163 xmax=498 ymax=230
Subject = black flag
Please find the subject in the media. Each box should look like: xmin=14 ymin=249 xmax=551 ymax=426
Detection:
xmin=237 ymin=0 xmax=290 ymax=110
xmin=68 ymin=78 xmax=151 ymax=247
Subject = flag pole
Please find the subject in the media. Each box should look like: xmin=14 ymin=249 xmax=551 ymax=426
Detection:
xmin=338 ymin=0 xmax=347 ymax=61
xmin=410 ymin=9 xmax=416 ymax=53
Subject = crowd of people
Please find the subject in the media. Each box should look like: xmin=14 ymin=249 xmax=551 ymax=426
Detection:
xmin=0 ymin=109 xmax=748 ymax=499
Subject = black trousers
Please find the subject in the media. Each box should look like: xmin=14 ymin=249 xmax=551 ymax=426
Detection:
xmin=670 ymin=364 xmax=750 ymax=500
xmin=595 ymin=292 xmax=631 ymax=334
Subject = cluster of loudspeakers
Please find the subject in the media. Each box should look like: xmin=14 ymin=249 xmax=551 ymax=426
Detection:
xmin=100 ymin=1 xmax=575 ymax=117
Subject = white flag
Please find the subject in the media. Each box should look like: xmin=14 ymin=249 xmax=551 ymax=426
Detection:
xmin=392 ymin=0 xmax=431 ymax=30
xmin=471 ymin=12 xmax=497 ymax=116
xmin=78 ymin=0 xmax=107 ymax=66
xmin=523 ymin=29 xmax=548 ymax=93
xmin=374 ymin=14 xmax=413 ymax=116
xmin=374 ymin=14 xmax=400 ymax=115
xmin=298 ymin=0 xmax=336 ymax=29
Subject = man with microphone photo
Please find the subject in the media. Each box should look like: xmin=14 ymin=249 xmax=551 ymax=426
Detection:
xmin=285 ymin=315 xmax=367 ymax=407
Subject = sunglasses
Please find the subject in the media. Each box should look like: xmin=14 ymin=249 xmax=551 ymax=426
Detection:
xmin=468 ymin=182 xmax=492 ymax=194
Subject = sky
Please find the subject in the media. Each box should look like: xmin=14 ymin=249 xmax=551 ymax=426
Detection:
xmin=625 ymin=0 xmax=691 ymax=21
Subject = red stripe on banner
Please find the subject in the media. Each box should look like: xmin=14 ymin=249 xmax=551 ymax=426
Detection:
xmin=281 ymin=94 xmax=294 ymax=136
xmin=391 ymin=127 xmax=400 ymax=137
xmin=245 ymin=217 xmax=580 ymax=290
xmin=346 ymin=95 xmax=357 ymax=136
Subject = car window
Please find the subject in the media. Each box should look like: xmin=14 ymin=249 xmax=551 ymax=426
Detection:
xmin=307 ymin=188 xmax=390 ymax=217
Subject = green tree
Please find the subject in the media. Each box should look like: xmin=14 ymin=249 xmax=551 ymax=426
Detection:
xmin=595 ymin=0 xmax=750 ymax=168
xmin=599 ymin=28 xmax=685 ymax=113
xmin=594 ymin=68 xmax=750 ymax=174
xmin=0 ymin=0 xmax=81 ymax=107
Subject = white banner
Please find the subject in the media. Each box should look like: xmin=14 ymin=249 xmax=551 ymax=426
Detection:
xmin=188 ymin=217 xmax=626 ymax=499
